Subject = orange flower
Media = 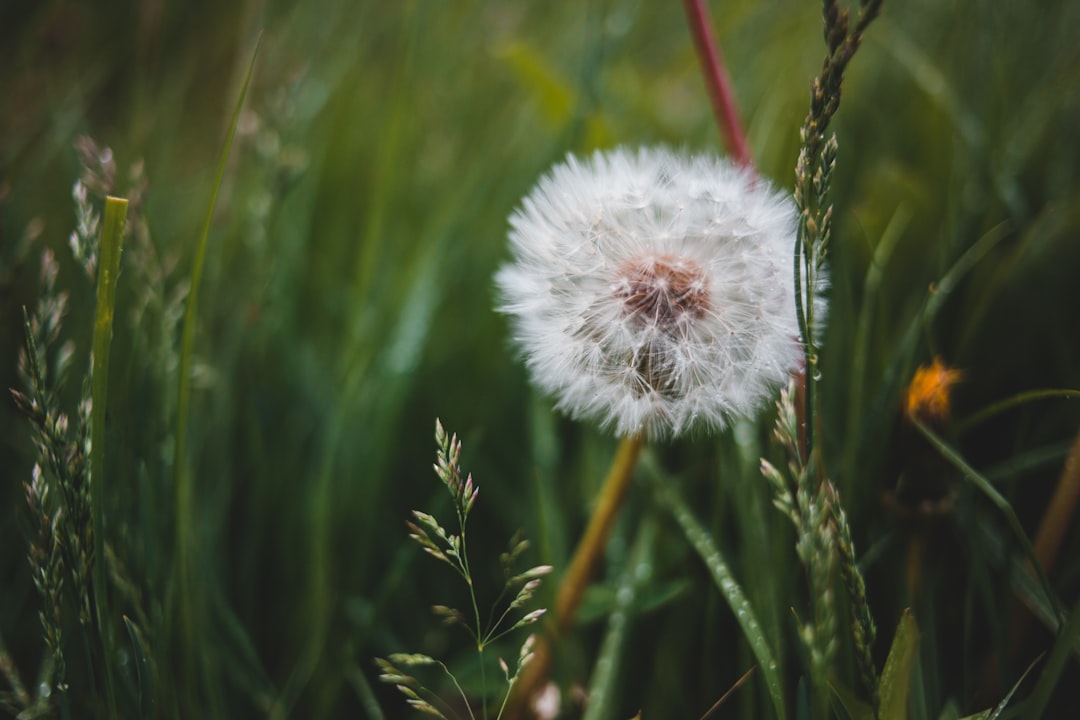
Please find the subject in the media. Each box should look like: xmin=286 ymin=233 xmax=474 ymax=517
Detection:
xmin=904 ymin=357 xmax=962 ymax=425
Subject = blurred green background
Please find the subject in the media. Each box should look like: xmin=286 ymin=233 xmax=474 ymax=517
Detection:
xmin=3 ymin=0 xmax=1080 ymax=717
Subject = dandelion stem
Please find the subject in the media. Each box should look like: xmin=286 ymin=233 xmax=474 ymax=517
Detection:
xmin=682 ymin=0 xmax=754 ymax=169
xmin=506 ymin=434 xmax=644 ymax=718
xmin=553 ymin=434 xmax=644 ymax=631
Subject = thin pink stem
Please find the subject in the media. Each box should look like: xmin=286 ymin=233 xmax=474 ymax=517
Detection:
xmin=682 ymin=0 xmax=754 ymax=170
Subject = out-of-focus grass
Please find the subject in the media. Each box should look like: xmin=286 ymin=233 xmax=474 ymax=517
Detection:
xmin=2 ymin=0 xmax=1079 ymax=717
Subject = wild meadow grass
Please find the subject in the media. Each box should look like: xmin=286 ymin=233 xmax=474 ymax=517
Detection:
xmin=3 ymin=1 xmax=1080 ymax=718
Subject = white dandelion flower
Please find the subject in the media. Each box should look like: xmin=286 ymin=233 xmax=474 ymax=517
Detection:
xmin=496 ymin=146 xmax=812 ymax=439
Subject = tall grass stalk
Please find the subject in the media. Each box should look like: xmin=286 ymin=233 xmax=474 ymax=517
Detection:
xmin=794 ymin=0 xmax=883 ymax=461
xmin=88 ymin=195 xmax=127 ymax=715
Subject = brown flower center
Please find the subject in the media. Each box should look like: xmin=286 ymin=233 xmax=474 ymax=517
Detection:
xmin=613 ymin=255 xmax=710 ymax=331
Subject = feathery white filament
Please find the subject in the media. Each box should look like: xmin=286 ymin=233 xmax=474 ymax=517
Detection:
xmin=496 ymin=147 xmax=809 ymax=439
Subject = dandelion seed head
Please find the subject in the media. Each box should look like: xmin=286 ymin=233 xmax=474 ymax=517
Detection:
xmin=496 ymin=146 xmax=812 ymax=439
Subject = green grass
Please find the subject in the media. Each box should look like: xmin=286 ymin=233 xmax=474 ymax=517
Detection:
xmin=3 ymin=0 xmax=1080 ymax=718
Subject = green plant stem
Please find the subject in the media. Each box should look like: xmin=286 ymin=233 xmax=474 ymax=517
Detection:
xmin=465 ymin=520 xmax=486 ymax=720
xmin=172 ymin=32 xmax=261 ymax=704
xmin=440 ymin=659 xmax=478 ymax=720
xmin=794 ymin=0 xmax=885 ymax=463
xmin=792 ymin=232 xmax=812 ymax=461
xmin=89 ymin=195 xmax=127 ymax=716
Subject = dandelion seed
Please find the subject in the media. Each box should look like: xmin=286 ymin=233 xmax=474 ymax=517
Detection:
xmin=532 ymin=682 xmax=561 ymax=720
xmin=496 ymin=146 xmax=807 ymax=438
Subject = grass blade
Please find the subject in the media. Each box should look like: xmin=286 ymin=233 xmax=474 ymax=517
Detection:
xmin=122 ymin=615 xmax=154 ymax=717
xmin=879 ymin=610 xmax=919 ymax=720
xmin=957 ymin=389 xmax=1080 ymax=435
xmin=647 ymin=457 xmax=787 ymax=720
xmin=912 ymin=419 xmax=1061 ymax=629
xmin=1024 ymin=595 xmax=1080 ymax=717
xmin=171 ymin=30 xmax=262 ymax=700
xmin=582 ymin=514 xmax=658 ymax=720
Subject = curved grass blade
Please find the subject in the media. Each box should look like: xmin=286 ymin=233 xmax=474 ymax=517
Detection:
xmin=966 ymin=652 xmax=1041 ymax=720
xmin=345 ymin=660 xmax=387 ymax=720
xmin=957 ymin=389 xmax=1080 ymax=435
xmin=646 ymin=458 xmax=786 ymax=720
xmin=1024 ymin=595 xmax=1080 ymax=717
xmin=843 ymin=205 xmax=911 ymax=477
xmin=174 ymin=32 xmax=263 ymax=505
xmin=829 ymin=678 xmax=874 ymax=720
xmin=123 ymin=615 xmax=154 ymax=717
xmin=912 ymin=419 xmax=1061 ymax=626
xmin=171 ymin=30 xmax=262 ymax=697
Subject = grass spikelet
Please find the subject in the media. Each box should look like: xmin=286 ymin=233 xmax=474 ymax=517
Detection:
xmin=377 ymin=419 xmax=548 ymax=719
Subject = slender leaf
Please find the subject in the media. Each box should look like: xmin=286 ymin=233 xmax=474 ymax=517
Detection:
xmin=123 ymin=615 xmax=154 ymax=717
xmin=648 ymin=458 xmax=787 ymax=720
xmin=171 ymin=30 xmax=262 ymax=700
xmin=879 ymin=610 xmax=919 ymax=720
xmin=1024 ymin=595 xmax=1080 ymax=717
xmin=912 ymin=418 xmax=1061 ymax=626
